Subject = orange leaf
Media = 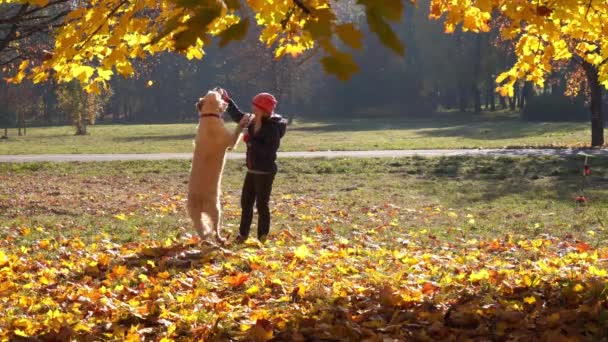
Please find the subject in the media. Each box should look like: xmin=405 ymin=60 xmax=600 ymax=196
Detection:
xmin=248 ymin=319 xmax=273 ymax=342
xmin=422 ymin=282 xmax=440 ymax=295
xmin=225 ymin=272 xmax=249 ymax=287
xmin=575 ymin=242 xmax=591 ymax=253
xmin=536 ymin=5 xmax=552 ymax=17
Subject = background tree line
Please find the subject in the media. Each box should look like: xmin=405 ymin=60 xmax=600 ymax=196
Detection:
xmin=1 ymin=1 xmax=605 ymax=137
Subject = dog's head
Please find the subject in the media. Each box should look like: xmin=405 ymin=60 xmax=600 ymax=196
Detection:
xmin=196 ymin=90 xmax=227 ymax=115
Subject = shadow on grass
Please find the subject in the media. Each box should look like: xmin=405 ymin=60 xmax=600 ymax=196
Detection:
xmin=295 ymin=156 xmax=608 ymax=206
xmin=417 ymin=156 xmax=608 ymax=204
xmin=290 ymin=116 xmax=475 ymax=133
xmin=289 ymin=113 xmax=584 ymax=140
xmin=417 ymin=121 xmax=586 ymax=141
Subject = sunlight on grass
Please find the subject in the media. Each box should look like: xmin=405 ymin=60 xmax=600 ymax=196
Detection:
xmin=0 ymin=115 xmax=591 ymax=155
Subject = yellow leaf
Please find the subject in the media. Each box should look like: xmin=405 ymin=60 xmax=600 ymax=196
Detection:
xmin=20 ymin=226 xmax=31 ymax=236
xmin=573 ymin=284 xmax=584 ymax=293
xmin=186 ymin=47 xmax=204 ymax=60
xmin=447 ymin=212 xmax=458 ymax=218
xmin=125 ymin=328 xmax=142 ymax=342
xmin=248 ymin=319 xmax=273 ymax=342
xmin=116 ymin=61 xmax=134 ymax=77
xmin=112 ymin=265 xmax=128 ymax=277
xmin=320 ymin=50 xmax=359 ymax=81
xmin=157 ymin=271 xmax=171 ymax=279
xmin=589 ymin=266 xmax=607 ymax=277
xmin=294 ymin=244 xmax=311 ymax=260
xmin=523 ymin=296 xmax=536 ymax=305
xmin=0 ymin=250 xmax=9 ymax=267
xmin=97 ymin=68 xmax=113 ymax=80
xmin=469 ymin=269 xmax=490 ymax=282
xmin=38 ymin=239 xmax=51 ymax=249
xmin=73 ymin=322 xmax=91 ymax=332
xmin=335 ymin=23 xmax=363 ymax=50
xmin=14 ymin=329 xmax=29 ymax=337
xmin=114 ymin=213 xmax=128 ymax=221
xmin=39 ymin=275 xmax=50 ymax=285
xmin=246 ymin=285 xmax=260 ymax=295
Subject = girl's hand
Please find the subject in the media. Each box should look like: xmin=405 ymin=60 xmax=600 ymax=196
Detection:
xmin=239 ymin=114 xmax=253 ymax=128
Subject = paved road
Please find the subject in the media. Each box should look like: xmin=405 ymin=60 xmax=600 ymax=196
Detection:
xmin=1 ymin=149 xmax=607 ymax=163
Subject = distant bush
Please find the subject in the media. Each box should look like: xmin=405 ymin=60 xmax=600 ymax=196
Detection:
xmin=522 ymin=95 xmax=588 ymax=122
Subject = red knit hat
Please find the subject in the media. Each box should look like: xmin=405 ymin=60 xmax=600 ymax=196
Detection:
xmin=252 ymin=93 xmax=277 ymax=114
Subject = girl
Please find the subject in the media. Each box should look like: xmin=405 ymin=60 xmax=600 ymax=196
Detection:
xmin=221 ymin=89 xmax=287 ymax=243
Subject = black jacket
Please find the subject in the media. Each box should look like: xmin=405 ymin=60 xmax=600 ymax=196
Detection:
xmin=226 ymin=98 xmax=287 ymax=173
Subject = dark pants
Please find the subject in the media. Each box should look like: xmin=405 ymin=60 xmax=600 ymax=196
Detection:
xmin=239 ymin=172 xmax=275 ymax=238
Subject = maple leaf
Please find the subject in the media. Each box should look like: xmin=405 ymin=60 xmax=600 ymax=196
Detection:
xmin=248 ymin=319 xmax=273 ymax=342
xmin=0 ymin=250 xmax=9 ymax=267
xmin=294 ymin=244 xmax=311 ymax=260
xmin=246 ymin=285 xmax=260 ymax=295
xmin=225 ymin=272 xmax=249 ymax=287
xmin=114 ymin=213 xmax=128 ymax=221
xmin=536 ymin=6 xmax=552 ymax=17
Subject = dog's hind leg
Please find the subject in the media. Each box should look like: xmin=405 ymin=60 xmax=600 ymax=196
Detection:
xmin=188 ymin=200 xmax=212 ymax=240
xmin=204 ymin=201 xmax=224 ymax=244
xmin=189 ymin=209 xmax=206 ymax=239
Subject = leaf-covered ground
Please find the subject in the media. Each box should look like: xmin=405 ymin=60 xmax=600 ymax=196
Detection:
xmin=1 ymin=157 xmax=607 ymax=341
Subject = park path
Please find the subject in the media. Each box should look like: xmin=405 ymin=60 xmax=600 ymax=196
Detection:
xmin=1 ymin=149 xmax=607 ymax=163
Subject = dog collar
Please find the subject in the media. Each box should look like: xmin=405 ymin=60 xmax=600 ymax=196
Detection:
xmin=199 ymin=113 xmax=221 ymax=119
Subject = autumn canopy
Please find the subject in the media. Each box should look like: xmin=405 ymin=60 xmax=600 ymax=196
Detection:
xmin=1 ymin=0 xmax=608 ymax=143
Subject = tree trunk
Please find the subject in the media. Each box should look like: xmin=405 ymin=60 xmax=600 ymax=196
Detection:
xmin=472 ymin=35 xmax=482 ymax=114
xmin=17 ymin=112 xmax=23 ymax=136
xmin=488 ymin=76 xmax=496 ymax=111
xmin=499 ymin=95 xmax=507 ymax=109
xmin=459 ymin=83 xmax=468 ymax=112
xmin=473 ymin=87 xmax=482 ymax=114
xmin=520 ymin=82 xmax=533 ymax=109
xmin=3 ymin=127 xmax=7 ymax=137
xmin=582 ymin=61 xmax=604 ymax=146
xmin=508 ymin=96 xmax=515 ymax=111
xmin=509 ymin=83 xmax=518 ymax=111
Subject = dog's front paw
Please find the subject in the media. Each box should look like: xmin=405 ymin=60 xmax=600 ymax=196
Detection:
xmin=215 ymin=235 xmax=227 ymax=246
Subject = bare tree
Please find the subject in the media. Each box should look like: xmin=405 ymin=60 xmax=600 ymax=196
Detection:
xmin=0 ymin=1 xmax=70 ymax=67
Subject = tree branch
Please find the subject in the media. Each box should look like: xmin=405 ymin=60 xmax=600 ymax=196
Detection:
xmin=292 ymin=0 xmax=311 ymax=14
xmin=0 ymin=4 xmax=29 ymax=53
xmin=77 ymin=0 xmax=128 ymax=51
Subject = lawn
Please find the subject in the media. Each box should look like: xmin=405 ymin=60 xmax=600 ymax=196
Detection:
xmin=1 ymin=156 xmax=607 ymax=340
xmin=0 ymin=112 xmax=592 ymax=155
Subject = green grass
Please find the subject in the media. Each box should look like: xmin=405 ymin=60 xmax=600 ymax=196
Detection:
xmin=2 ymin=156 xmax=607 ymax=247
xmin=0 ymin=112 xmax=592 ymax=155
